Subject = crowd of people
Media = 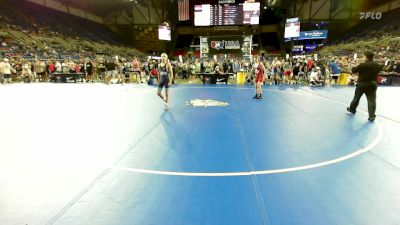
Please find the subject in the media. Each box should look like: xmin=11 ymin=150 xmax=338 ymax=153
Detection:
xmin=1 ymin=52 xmax=400 ymax=86
xmin=0 ymin=1 xmax=142 ymax=83
xmin=1 ymin=1 xmax=399 ymax=87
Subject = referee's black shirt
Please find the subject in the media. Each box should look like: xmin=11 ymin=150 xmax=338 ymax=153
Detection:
xmin=352 ymin=60 xmax=383 ymax=83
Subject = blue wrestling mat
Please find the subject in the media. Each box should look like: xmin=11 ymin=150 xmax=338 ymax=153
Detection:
xmin=0 ymin=84 xmax=399 ymax=225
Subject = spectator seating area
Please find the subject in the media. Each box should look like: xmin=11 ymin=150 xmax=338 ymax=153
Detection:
xmin=320 ymin=7 xmax=400 ymax=60
xmin=0 ymin=0 xmax=143 ymax=61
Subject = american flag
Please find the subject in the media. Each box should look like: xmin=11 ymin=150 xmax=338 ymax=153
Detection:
xmin=178 ymin=0 xmax=189 ymax=21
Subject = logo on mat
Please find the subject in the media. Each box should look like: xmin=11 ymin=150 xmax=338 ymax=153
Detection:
xmin=210 ymin=41 xmax=224 ymax=50
xmin=186 ymin=99 xmax=229 ymax=107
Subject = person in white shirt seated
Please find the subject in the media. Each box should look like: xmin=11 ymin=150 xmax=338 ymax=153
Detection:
xmin=309 ymin=67 xmax=324 ymax=86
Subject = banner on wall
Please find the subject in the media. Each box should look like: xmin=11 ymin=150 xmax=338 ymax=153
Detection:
xmin=292 ymin=45 xmax=303 ymax=52
xmin=208 ymin=36 xmax=244 ymax=54
xmin=285 ymin=30 xmax=328 ymax=41
xmin=298 ymin=30 xmax=328 ymax=40
xmin=305 ymin=44 xmax=317 ymax=51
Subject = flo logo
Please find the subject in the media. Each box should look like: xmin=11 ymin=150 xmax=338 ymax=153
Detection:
xmin=210 ymin=41 xmax=224 ymax=50
xmin=359 ymin=12 xmax=382 ymax=19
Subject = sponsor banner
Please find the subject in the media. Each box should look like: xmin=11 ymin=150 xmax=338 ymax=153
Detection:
xmin=208 ymin=36 xmax=243 ymax=54
xmin=292 ymin=45 xmax=303 ymax=52
xmin=286 ymin=30 xmax=328 ymax=41
xmin=305 ymin=44 xmax=317 ymax=51
xmin=218 ymin=0 xmax=235 ymax=4
xmin=298 ymin=30 xmax=328 ymax=40
xmin=214 ymin=26 xmax=239 ymax=31
xmin=286 ymin=17 xmax=299 ymax=23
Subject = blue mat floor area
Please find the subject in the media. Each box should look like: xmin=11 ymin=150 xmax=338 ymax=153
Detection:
xmin=0 ymin=84 xmax=399 ymax=225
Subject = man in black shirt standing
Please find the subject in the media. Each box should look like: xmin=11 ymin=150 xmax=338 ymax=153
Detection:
xmin=347 ymin=51 xmax=383 ymax=121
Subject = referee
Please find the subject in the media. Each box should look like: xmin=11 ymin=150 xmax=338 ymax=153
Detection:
xmin=347 ymin=51 xmax=383 ymax=121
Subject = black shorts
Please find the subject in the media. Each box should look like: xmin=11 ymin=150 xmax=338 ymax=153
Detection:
xmin=332 ymin=75 xmax=339 ymax=80
xmin=158 ymin=75 xmax=169 ymax=89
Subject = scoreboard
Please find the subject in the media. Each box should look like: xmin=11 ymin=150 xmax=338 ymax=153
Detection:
xmin=210 ymin=4 xmax=242 ymax=26
xmin=194 ymin=2 xmax=260 ymax=26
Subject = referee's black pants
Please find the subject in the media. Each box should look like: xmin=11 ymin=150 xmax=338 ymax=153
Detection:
xmin=349 ymin=81 xmax=378 ymax=119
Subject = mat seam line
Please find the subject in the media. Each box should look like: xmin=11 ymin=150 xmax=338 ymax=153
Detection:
xmin=230 ymin=88 xmax=271 ymax=225
xmin=45 ymin=120 xmax=162 ymax=225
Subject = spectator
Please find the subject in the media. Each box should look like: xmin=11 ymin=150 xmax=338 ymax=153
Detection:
xmin=55 ymin=60 xmax=62 ymax=73
xmin=213 ymin=65 xmax=224 ymax=75
xmin=181 ymin=61 xmax=188 ymax=79
xmin=48 ymin=60 xmax=55 ymax=74
xmin=35 ymin=60 xmax=47 ymax=82
xmin=131 ymin=57 xmax=142 ymax=83
xmin=85 ymin=59 xmax=95 ymax=83
xmin=21 ymin=60 xmax=33 ymax=82
xmin=0 ymin=59 xmax=4 ymax=84
xmin=105 ymin=59 xmax=118 ymax=84
xmin=395 ymin=58 xmax=400 ymax=74
xmin=329 ymin=59 xmax=341 ymax=85
xmin=1 ymin=58 xmax=14 ymax=84
xmin=148 ymin=67 xmax=158 ymax=85
xmin=309 ymin=67 xmax=323 ymax=86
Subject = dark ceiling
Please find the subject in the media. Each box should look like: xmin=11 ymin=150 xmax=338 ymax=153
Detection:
xmin=27 ymin=0 xmax=397 ymax=18
xmin=55 ymin=0 xmax=174 ymax=16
